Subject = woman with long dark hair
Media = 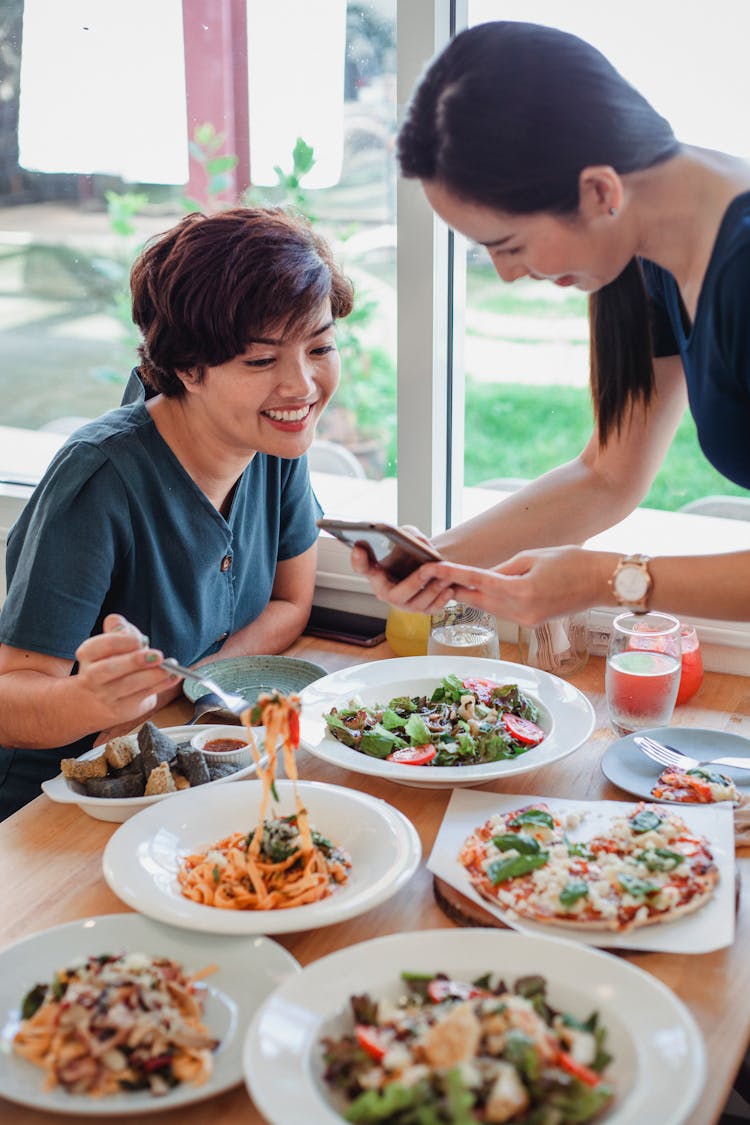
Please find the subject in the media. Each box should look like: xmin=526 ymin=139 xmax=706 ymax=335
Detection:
xmin=0 ymin=207 xmax=353 ymax=817
xmin=354 ymin=20 xmax=750 ymax=625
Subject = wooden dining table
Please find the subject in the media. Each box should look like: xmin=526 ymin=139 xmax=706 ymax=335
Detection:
xmin=1 ymin=634 xmax=749 ymax=1125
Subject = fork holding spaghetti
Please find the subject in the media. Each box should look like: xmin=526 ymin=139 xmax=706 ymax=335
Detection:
xmin=177 ymin=691 xmax=351 ymax=911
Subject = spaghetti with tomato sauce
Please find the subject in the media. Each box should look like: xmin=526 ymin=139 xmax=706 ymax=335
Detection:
xmin=177 ymin=692 xmax=351 ymax=911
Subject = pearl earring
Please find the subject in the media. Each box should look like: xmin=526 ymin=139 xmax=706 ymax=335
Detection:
xmin=608 ymin=206 xmax=617 ymax=217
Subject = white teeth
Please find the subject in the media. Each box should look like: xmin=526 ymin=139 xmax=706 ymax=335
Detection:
xmin=264 ymin=406 xmax=311 ymax=422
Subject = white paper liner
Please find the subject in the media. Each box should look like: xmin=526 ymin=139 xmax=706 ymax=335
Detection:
xmin=427 ymin=788 xmax=735 ymax=954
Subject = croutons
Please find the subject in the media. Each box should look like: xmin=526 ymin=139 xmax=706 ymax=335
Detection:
xmin=60 ymin=754 xmax=108 ymax=781
xmin=422 ymin=1003 xmax=481 ymax=1069
xmin=104 ymin=736 xmax=137 ymax=770
xmin=484 ymin=1060 xmax=531 ymax=1123
xmin=144 ymin=762 xmax=177 ymax=796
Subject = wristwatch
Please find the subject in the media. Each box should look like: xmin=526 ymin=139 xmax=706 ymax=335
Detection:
xmin=609 ymin=554 xmax=653 ymax=613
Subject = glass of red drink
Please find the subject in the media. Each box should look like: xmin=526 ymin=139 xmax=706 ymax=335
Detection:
xmin=676 ymin=623 xmax=704 ymax=705
xmin=605 ymin=612 xmax=682 ymax=736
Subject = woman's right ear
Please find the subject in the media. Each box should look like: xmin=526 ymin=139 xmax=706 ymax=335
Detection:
xmin=175 ymin=368 xmax=201 ymax=392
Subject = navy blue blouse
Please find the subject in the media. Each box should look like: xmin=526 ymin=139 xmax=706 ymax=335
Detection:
xmin=643 ymin=191 xmax=750 ymax=489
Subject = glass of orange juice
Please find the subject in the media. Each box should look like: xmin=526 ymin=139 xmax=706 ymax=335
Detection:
xmin=385 ymin=607 xmax=431 ymax=657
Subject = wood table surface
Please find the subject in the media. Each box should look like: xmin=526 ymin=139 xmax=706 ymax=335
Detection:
xmin=1 ymin=635 xmax=749 ymax=1125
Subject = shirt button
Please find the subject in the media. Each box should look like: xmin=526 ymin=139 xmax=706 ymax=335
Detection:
xmin=220 ymin=555 xmax=233 ymax=572
xmin=216 ymin=632 xmax=229 ymax=643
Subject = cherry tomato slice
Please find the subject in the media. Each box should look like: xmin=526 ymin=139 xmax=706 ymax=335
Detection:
xmin=427 ymin=978 xmax=488 ymax=1003
xmin=557 ymin=1050 xmax=602 ymax=1087
xmin=462 ymin=678 xmax=497 ymax=704
xmin=386 ymin=744 xmax=436 ymax=766
xmin=502 ymin=713 xmax=545 ymax=745
xmin=355 ymin=1025 xmax=388 ymax=1061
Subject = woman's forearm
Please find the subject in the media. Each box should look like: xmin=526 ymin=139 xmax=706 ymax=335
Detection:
xmin=0 ymin=670 xmax=103 ymax=748
xmin=434 ymin=456 xmax=641 ymax=566
xmin=210 ymin=596 xmax=311 ymax=661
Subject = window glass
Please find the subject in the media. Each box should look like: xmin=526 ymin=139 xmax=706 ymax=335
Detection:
xmin=0 ymin=0 xmax=397 ymax=499
xmin=463 ymin=0 xmax=750 ymax=511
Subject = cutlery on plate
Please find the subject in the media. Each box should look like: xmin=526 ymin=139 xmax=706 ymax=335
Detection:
xmin=162 ymin=658 xmax=251 ymax=717
xmin=633 ymin=733 xmax=750 ymax=772
xmin=186 ymin=691 xmax=243 ymax=726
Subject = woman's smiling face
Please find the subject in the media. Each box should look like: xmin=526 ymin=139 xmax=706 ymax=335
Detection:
xmin=179 ymin=300 xmax=340 ymax=460
xmin=422 ymin=179 xmax=628 ymax=292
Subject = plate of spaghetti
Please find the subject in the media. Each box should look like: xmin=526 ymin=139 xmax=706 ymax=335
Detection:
xmin=103 ymin=778 xmax=420 ymax=934
xmin=102 ymin=688 xmax=418 ymax=935
xmin=0 ymin=912 xmax=299 ymax=1116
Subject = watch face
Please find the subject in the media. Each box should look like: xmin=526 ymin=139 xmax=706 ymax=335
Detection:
xmin=615 ymin=565 xmax=648 ymax=601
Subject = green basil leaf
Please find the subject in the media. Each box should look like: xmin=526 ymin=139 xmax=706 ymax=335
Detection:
xmin=635 ymin=847 xmax=684 ymax=872
xmin=559 ymin=880 xmax=589 ymax=907
xmin=629 ymin=810 xmax=663 ymax=834
xmin=618 ymin=873 xmax=658 ymax=897
xmin=687 ymin=768 xmax=731 ymax=786
xmin=508 ymin=808 xmax=555 ymax=829
xmin=491 ymin=832 xmax=541 ymax=855
xmin=487 ymin=851 xmax=549 ymax=885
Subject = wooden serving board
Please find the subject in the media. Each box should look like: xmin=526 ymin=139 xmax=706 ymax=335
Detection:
xmin=433 ymin=876 xmax=512 ymax=929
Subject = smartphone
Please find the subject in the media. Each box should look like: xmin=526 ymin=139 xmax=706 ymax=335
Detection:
xmin=317 ymin=518 xmax=442 ymax=581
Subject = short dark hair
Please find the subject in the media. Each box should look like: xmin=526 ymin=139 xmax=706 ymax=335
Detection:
xmin=398 ymin=21 xmax=681 ymax=443
xmin=130 ymin=207 xmax=354 ymax=396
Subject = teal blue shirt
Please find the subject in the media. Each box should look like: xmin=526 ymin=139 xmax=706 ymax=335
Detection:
xmin=0 ymin=399 xmax=321 ymax=814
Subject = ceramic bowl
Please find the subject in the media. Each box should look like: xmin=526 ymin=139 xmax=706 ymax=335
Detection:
xmin=190 ymin=725 xmax=259 ymax=767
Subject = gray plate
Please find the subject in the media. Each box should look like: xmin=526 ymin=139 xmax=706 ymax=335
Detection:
xmin=601 ymin=725 xmax=750 ymax=802
xmin=182 ymin=655 xmax=327 ymax=705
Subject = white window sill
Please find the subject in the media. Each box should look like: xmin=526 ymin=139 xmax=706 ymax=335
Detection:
xmin=2 ymin=427 xmax=748 ymax=674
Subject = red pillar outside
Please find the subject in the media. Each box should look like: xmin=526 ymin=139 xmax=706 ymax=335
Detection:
xmin=181 ymin=0 xmax=250 ymax=207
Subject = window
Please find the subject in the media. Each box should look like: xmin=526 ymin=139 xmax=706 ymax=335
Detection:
xmin=0 ymin=0 xmax=397 ymax=492
xmin=1 ymin=1 xmax=749 ymax=658
xmin=461 ymin=0 xmax=750 ymax=515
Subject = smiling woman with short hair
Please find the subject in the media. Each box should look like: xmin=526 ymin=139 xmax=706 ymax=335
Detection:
xmin=0 ymin=207 xmax=353 ymax=819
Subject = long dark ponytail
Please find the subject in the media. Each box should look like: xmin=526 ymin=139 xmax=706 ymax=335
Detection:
xmin=398 ymin=21 xmax=680 ymax=443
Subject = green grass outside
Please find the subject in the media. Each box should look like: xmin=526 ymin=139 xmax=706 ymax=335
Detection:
xmin=463 ymin=380 xmax=750 ymax=511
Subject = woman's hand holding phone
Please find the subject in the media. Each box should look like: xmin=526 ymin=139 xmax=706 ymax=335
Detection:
xmin=333 ymin=522 xmax=456 ymax=611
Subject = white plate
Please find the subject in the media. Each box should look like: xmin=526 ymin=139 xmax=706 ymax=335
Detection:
xmin=428 ymin=790 xmax=735 ymax=954
xmin=243 ymin=928 xmax=705 ymax=1125
xmin=602 ymin=725 xmax=750 ymax=803
xmin=42 ymin=725 xmax=268 ymax=822
xmin=298 ymin=656 xmax=596 ymax=788
xmin=102 ymin=779 xmax=421 ymax=935
xmin=0 ymin=912 xmax=298 ymax=1117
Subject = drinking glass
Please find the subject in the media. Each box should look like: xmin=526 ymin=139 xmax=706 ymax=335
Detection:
xmin=605 ymin=611 xmax=682 ymax=736
xmin=676 ymin=623 xmax=704 ymax=705
xmin=518 ymin=613 xmax=589 ymax=678
xmin=427 ymin=602 xmax=500 ymax=659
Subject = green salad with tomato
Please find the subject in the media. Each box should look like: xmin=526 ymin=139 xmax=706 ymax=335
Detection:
xmin=323 ymin=675 xmax=546 ymax=767
xmin=321 ymin=969 xmax=614 ymax=1124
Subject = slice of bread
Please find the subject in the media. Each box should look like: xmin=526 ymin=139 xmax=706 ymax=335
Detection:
xmin=60 ymin=754 xmax=108 ymax=781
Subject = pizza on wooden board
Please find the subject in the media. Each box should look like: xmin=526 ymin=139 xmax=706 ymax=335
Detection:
xmin=459 ymin=801 xmax=719 ymax=932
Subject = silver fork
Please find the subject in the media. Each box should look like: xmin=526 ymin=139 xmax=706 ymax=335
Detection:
xmin=633 ymin=733 xmax=750 ymax=772
xmin=162 ymin=658 xmax=251 ymax=717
